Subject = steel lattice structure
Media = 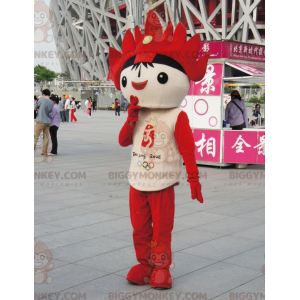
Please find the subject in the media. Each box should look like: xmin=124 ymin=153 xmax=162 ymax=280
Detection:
xmin=50 ymin=0 xmax=265 ymax=81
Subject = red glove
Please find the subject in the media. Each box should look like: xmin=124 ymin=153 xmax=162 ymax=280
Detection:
xmin=190 ymin=181 xmax=203 ymax=203
xmin=128 ymin=95 xmax=142 ymax=123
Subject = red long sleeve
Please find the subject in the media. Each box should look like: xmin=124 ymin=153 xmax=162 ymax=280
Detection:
xmin=174 ymin=111 xmax=199 ymax=183
xmin=119 ymin=121 xmax=136 ymax=147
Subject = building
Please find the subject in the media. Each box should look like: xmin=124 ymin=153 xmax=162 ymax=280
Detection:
xmin=50 ymin=0 xmax=265 ymax=81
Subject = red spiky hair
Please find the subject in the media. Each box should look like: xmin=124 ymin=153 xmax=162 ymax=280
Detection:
xmin=108 ymin=10 xmax=209 ymax=90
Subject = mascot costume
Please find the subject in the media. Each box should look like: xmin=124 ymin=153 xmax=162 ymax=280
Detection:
xmin=108 ymin=10 xmax=209 ymax=289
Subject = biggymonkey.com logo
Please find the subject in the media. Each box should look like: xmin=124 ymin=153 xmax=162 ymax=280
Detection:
xmin=108 ymin=171 xmax=207 ymax=180
xmin=34 ymin=239 xmax=54 ymax=284
xmin=34 ymin=0 xmax=54 ymax=43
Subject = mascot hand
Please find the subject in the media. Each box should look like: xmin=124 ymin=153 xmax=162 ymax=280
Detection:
xmin=190 ymin=181 xmax=203 ymax=203
xmin=128 ymin=95 xmax=142 ymax=123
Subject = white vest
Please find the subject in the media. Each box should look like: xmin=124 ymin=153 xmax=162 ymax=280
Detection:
xmin=128 ymin=108 xmax=183 ymax=191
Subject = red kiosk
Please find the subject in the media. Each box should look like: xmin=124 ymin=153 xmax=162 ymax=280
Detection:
xmin=180 ymin=40 xmax=265 ymax=167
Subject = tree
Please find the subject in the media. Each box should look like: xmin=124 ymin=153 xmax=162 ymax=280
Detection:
xmin=34 ymin=65 xmax=57 ymax=84
xmin=224 ymin=86 xmax=234 ymax=94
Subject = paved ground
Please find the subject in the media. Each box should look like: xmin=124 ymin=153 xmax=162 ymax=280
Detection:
xmin=34 ymin=109 xmax=265 ymax=300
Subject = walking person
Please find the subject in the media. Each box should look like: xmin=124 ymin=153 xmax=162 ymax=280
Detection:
xmin=34 ymin=89 xmax=54 ymax=155
xmin=48 ymin=95 xmax=60 ymax=156
xmin=123 ymin=98 xmax=129 ymax=112
xmin=64 ymin=95 xmax=70 ymax=122
xmin=84 ymin=98 xmax=89 ymax=112
xmin=70 ymin=97 xmax=77 ymax=122
xmin=255 ymin=102 xmax=261 ymax=117
xmin=87 ymin=99 xmax=92 ymax=118
xmin=225 ymin=90 xmax=248 ymax=130
xmin=59 ymin=96 xmax=65 ymax=122
xmin=121 ymin=99 xmax=126 ymax=112
xmin=115 ymin=98 xmax=120 ymax=116
xmin=34 ymin=95 xmax=38 ymax=123
xmin=92 ymin=98 xmax=97 ymax=112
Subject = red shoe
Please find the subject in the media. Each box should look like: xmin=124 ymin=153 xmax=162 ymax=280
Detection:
xmin=126 ymin=264 xmax=154 ymax=285
xmin=149 ymin=269 xmax=172 ymax=289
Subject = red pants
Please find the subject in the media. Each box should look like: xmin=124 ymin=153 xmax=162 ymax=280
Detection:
xmin=71 ymin=109 xmax=77 ymax=122
xmin=129 ymin=185 xmax=175 ymax=269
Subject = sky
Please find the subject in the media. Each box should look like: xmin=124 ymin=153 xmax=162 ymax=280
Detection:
xmin=34 ymin=0 xmax=62 ymax=72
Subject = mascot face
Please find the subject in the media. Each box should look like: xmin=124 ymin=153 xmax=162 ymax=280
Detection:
xmin=108 ymin=10 xmax=209 ymax=106
xmin=34 ymin=252 xmax=49 ymax=268
xmin=120 ymin=55 xmax=190 ymax=109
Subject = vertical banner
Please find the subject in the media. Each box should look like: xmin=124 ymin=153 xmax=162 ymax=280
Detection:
xmin=193 ymin=64 xmax=223 ymax=96
xmin=190 ymin=64 xmax=223 ymax=130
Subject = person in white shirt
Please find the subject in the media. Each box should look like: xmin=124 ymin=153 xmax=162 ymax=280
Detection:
xmin=84 ymin=98 xmax=89 ymax=112
xmin=64 ymin=95 xmax=70 ymax=122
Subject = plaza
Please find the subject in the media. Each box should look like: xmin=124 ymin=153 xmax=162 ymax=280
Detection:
xmin=34 ymin=110 xmax=265 ymax=300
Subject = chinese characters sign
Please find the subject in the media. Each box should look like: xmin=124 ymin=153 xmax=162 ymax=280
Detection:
xmin=229 ymin=42 xmax=265 ymax=62
xmin=193 ymin=129 xmax=221 ymax=163
xmin=198 ymin=41 xmax=222 ymax=59
xmin=224 ymin=131 xmax=265 ymax=164
xmin=198 ymin=41 xmax=265 ymax=63
xmin=193 ymin=64 xmax=223 ymax=96
xmin=256 ymin=131 xmax=265 ymax=164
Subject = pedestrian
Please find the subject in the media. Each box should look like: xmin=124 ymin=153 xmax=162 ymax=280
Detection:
xmin=59 ymin=96 xmax=65 ymax=122
xmin=34 ymin=89 xmax=54 ymax=155
xmin=34 ymin=95 xmax=38 ymax=121
xmin=111 ymin=102 xmax=115 ymax=110
xmin=64 ymin=94 xmax=70 ymax=122
xmin=92 ymin=98 xmax=97 ymax=112
xmin=105 ymin=103 xmax=109 ymax=111
xmin=121 ymin=99 xmax=126 ymax=112
xmin=115 ymin=98 xmax=120 ymax=116
xmin=123 ymin=98 xmax=129 ymax=112
xmin=85 ymin=98 xmax=89 ymax=112
xmin=255 ymin=102 xmax=261 ymax=117
xmin=225 ymin=90 xmax=248 ymax=130
xmin=48 ymin=94 xmax=60 ymax=156
xmin=87 ymin=99 xmax=92 ymax=118
xmin=70 ymin=97 xmax=77 ymax=122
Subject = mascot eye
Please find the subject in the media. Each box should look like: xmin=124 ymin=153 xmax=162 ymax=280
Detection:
xmin=151 ymin=254 xmax=156 ymax=260
xmin=161 ymin=254 xmax=166 ymax=260
xmin=157 ymin=72 xmax=168 ymax=84
xmin=40 ymin=13 xmax=45 ymax=19
xmin=40 ymin=255 xmax=45 ymax=260
xmin=122 ymin=76 xmax=127 ymax=88
xmin=161 ymin=133 xmax=166 ymax=139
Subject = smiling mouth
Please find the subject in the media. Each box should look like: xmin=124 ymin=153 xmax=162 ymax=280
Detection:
xmin=132 ymin=80 xmax=148 ymax=90
xmin=35 ymin=20 xmax=43 ymax=25
xmin=154 ymin=140 xmax=164 ymax=146
xmin=34 ymin=261 xmax=43 ymax=267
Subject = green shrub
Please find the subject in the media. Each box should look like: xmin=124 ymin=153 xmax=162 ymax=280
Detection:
xmin=224 ymin=86 xmax=234 ymax=94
